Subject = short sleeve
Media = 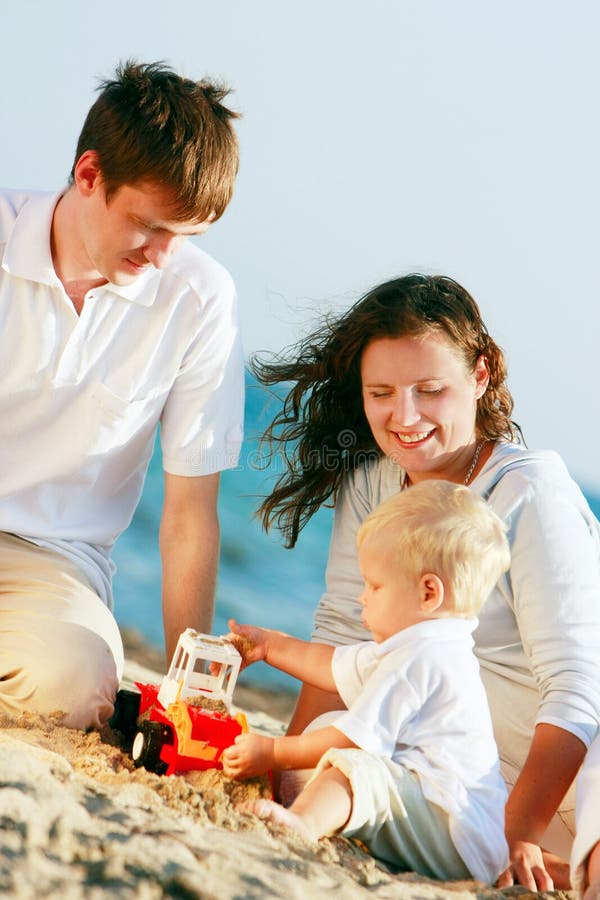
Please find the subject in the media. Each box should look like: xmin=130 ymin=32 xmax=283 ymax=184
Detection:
xmin=160 ymin=270 xmax=245 ymax=476
xmin=331 ymin=641 xmax=379 ymax=707
xmin=333 ymin=662 xmax=420 ymax=757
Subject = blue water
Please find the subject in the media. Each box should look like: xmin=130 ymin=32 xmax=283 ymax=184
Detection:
xmin=113 ymin=372 xmax=600 ymax=693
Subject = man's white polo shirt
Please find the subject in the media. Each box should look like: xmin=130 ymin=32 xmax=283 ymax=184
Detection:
xmin=0 ymin=188 xmax=244 ymax=606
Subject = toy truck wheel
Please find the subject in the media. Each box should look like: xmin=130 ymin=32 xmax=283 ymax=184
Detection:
xmin=109 ymin=688 xmax=142 ymax=744
xmin=131 ymin=721 xmax=173 ymax=774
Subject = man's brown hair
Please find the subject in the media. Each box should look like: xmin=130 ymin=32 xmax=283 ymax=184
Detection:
xmin=70 ymin=60 xmax=240 ymax=221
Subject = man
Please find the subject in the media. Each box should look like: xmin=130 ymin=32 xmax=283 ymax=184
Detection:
xmin=0 ymin=61 xmax=244 ymax=729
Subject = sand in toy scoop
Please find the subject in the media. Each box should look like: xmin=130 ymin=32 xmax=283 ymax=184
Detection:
xmin=139 ymin=696 xmax=229 ymax=718
xmin=187 ymin=696 xmax=229 ymax=714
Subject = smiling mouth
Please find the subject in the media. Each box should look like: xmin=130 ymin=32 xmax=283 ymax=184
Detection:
xmin=394 ymin=429 xmax=435 ymax=445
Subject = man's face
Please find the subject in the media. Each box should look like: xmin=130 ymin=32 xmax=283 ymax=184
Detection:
xmin=79 ymin=175 xmax=214 ymax=286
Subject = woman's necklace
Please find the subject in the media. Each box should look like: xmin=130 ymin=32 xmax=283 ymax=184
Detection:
xmin=401 ymin=440 xmax=486 ymax=490
xmin=463 ymin=440 xmax=485 ymax=485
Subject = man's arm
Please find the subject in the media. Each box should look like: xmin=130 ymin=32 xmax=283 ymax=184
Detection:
xmin=160 ymin=471 xmax=221 ymax=662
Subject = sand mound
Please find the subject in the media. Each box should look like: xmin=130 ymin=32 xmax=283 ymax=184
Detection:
xmin=0 ymin=659 xmax=572 ymax=899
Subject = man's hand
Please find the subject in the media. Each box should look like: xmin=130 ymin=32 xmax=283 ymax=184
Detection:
xmin=223 ymin=619 xmax=270 ymax=670
xmin=497 ymin=839 xmax=554 ymax=892
xmin=222 ymin=733 xmax=275 ymax=779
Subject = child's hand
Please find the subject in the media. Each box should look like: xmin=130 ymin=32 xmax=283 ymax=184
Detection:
xmin=223 ymin=619 xmax=269 ymax=669
xmin=221 ymin=733 xmax=275 ymax=779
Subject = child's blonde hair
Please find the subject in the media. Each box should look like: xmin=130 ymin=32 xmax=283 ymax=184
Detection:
xmin=357 ymin=480 xmax=510 ymax=617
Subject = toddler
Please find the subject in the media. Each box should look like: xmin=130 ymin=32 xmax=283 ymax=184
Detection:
xmin=222 ymin=480 xmax=510 ymax=883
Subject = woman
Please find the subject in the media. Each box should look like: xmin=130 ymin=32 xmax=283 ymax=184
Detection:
xmin=253 ymin=274 xmax=600 ymax=891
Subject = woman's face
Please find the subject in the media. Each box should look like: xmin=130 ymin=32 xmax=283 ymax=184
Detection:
xmin=360 ymin=331 xmax=489 ymax=483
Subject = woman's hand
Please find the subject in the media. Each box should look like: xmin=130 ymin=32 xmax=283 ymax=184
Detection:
xmin=497 ymin=839 xmax=554 ymax=892
xmin=497 ymin=723 xmax=583 ymax=891
xmin=223 ymin=618 xmax=270 ymax=670
xmin=222 ymin=733 xmax=275 ymax=779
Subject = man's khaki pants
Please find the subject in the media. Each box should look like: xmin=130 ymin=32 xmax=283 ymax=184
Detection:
xmin=0 ymin=532 xmax=124 ymax=729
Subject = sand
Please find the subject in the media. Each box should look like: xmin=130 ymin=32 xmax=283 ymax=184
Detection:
xmin=0 ymin=632 xmax=574 ymax=899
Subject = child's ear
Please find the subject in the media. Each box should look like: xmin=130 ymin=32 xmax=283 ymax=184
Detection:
xmin=418 ymin=573 xmax=445 ymax=614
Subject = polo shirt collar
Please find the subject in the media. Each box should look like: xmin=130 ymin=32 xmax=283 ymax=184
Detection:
xmin=2 ymin=190 xmax=61 ymax=287
xmin=103 ymin=267 xmax=161 ymax=305
xmin=2 ymin=189 xmax=161 ymax=306
xmin=377 ymin=616 xmax=477 ymax=656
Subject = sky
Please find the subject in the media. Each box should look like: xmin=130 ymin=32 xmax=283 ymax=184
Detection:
xmin=4 ymin=1 xmax=600 ymax=493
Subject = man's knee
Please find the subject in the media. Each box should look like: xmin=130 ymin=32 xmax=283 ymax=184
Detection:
xmin=0 ymin=622 xmax=119 ymax=730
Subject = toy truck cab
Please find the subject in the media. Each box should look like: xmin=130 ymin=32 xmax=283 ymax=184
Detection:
xmin=158 ymin=628 xmax=242 ymax=709
xmin=129 ymin=628 xmax=248 ymax=775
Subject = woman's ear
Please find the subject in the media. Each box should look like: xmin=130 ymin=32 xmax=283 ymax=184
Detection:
xmin=474 ymin=354 xmax=490 ymax=400
xmin=418 ymin=573 xmax=445 ymax=614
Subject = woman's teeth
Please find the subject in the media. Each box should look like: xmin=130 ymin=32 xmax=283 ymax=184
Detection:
xmin=396 ymin=430 xmax=432 ymax=444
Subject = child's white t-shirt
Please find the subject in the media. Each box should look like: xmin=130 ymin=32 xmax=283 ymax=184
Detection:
xmin=331 ymin=617 xmax=509 ymax=884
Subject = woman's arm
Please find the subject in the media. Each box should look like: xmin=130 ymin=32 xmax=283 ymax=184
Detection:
xmin=287 ymin=682 xmax=348 ymax=736
xmin=498 ymin=723 xmax=587 ymax=891
xmin=487 ymin=457 xmax=600 ymax=889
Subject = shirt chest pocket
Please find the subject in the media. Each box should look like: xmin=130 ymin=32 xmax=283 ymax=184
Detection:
xmin=91 ymin=382 xmax=166 ymax=453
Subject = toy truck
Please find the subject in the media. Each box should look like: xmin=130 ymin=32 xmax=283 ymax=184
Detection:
xmin=113 ymin=628 xmax=248 ymax=776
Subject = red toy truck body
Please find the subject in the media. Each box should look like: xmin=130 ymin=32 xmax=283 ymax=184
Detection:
xmin=129 ymin=629 xmax=248 ymax=776
xmin=134 ymin=681 xmax=247 ymax=775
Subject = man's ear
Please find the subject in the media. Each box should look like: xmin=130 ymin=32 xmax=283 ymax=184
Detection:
xmin=72 ymin=150 xmax=103 ymax=197
xmin=418 ymin=573 xmax=445 ymax=614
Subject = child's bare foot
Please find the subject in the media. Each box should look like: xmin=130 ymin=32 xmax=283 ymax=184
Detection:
xmin=238 ymin=799 xmax=315 ymax=841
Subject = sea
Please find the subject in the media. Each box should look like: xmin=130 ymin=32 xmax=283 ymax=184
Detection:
xmin=112 ymin=371 xmax=600 ymax=694
xmin=112 ymin=372 xmax=333 ymax=693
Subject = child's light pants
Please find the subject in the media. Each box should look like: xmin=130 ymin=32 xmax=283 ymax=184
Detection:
xmin=0 ymin=532 xmax=124 ymax=729
xmin=280 ymin=710 xmax=576 ymax=862
xmin=313 ymin=747 xmax=472 ymax=880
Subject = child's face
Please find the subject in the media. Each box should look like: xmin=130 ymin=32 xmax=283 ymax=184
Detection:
xmin=358 ymin=536 xmax=426 ymax=642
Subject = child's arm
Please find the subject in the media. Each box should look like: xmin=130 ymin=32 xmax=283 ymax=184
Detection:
xmin=222 ymin=724 xmax=356 ymax=780
xmin=225 ymin=618 xmax=337 ymax=692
